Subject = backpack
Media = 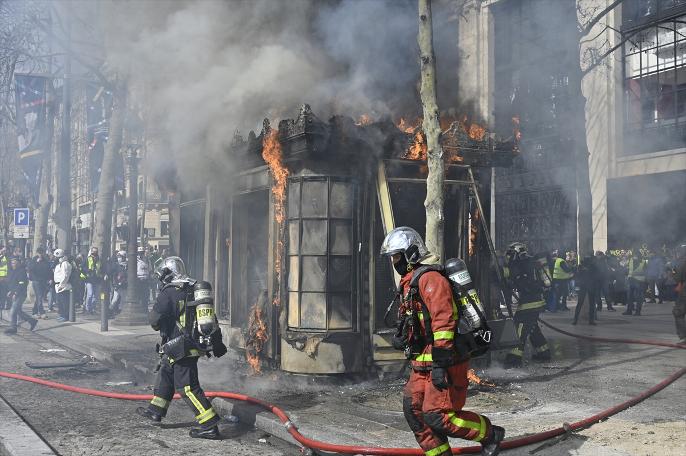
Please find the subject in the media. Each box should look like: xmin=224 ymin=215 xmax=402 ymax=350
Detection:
xmin=407 ymin=263 xmax=492 ymax=358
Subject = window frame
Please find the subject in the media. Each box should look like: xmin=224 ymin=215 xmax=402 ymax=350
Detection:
xmin=286 ymin=176 xmax=357 ymax=332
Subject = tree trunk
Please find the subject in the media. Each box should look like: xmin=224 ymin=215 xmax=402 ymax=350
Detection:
xmin=570 ymin=66 xmax=594 ymax=258
xmin=93 ymin=84 xmax=126 ymax=258
xmin=418 ymin=0 xmax=445 ymax=262
xmin=33 ymin=101 xmax=56 ymax=252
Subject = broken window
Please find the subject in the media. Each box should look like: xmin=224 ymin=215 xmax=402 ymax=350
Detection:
xmin=286 ymin=177 xmax=356 ymax=331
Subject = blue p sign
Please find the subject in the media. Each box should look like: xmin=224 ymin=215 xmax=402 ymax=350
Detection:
xmin=14 ymin=208 xmax=30 ymax=226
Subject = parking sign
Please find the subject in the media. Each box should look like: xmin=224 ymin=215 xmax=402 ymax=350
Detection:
xmin=14 ymin=208 xmax=30 ymax=226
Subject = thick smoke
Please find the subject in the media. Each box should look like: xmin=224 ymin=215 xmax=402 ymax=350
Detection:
xmin=93 ymin=0 xmax=464 ymax=192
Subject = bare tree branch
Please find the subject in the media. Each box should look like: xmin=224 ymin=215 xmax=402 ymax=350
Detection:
xmin=580 ymin=0 xmax=625 ymax=38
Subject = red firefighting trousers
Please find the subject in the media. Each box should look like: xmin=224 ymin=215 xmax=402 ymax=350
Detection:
xmin=403 ymin=362 xmax=491 ymax=456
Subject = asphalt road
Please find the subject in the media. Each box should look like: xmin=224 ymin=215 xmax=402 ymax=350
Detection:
xmin=0 ymin=327 xmax=300 ymax=456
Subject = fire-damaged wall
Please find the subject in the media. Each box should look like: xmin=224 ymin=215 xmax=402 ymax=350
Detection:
xmin=193 ymin=105 xmax=514 ymax=375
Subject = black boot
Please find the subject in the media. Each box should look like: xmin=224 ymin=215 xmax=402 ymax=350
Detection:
xmin=503 ymin=354 xmax=522 ymax=369
xmin=189 ymin=426 xmax=220 ymax=440
xmin=481 ymin=425 xmax=505 ymax=456
xmin=136 ymin=406 xmax=162 ymax=423
xmin=532 ymin=350 xmax=551 ymax=362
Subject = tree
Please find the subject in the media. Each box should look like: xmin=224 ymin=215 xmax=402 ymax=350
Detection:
xmin=418 ymin=0 xmax=445 ymax=262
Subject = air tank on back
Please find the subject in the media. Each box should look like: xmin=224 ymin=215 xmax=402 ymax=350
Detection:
xmin=193 ymin=281 xmax=217 ymax=339
xmin=445 ymin=258 xmax=486 ymax=332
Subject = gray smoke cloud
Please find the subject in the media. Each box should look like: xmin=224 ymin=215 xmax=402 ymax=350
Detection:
xmin=91 ymin=0 xmax=463 ymax=192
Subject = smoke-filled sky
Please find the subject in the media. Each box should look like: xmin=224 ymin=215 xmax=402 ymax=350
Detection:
xmin=82 ymin=0 xmax=460 ymax=186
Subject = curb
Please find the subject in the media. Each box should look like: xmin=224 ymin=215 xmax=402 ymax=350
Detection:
xmin=211 ymin=397 xmax=302 ymax=448
xmin=0 ymin=394 xmax=56 ymax=456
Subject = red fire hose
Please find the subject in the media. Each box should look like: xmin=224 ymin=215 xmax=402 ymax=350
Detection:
xmin=0 ymin=320 xmax=684 ymax=455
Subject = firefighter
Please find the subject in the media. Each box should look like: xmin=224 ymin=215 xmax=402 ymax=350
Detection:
xmin=503 ymin=242 xmax=551 ymax=368
xmin=624 ymin=249 xmax=647 ymax=316
xmin=136 ymin=256 xmax=227 ymax=439
xmin=673 ymin=244 xmax=686 ymax=345
xmin=381 ymin=227 xmax=505 ymax=456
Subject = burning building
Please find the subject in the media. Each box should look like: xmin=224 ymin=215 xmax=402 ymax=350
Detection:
xmin=177 ymin=104 xmax=516 ymax=375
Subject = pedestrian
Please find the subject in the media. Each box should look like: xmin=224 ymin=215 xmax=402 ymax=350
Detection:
xmin=45 ymin=251 xmax=57 ymax=312
xmin=0 ymin=246 xmax=9 ymax=311
xmin=109 ymin=251 xmax=127 ymax=315
xmin=53 ymin=249 xmax=72 ymax=322
xmin=4 ymin=257 xmax=37 ymax=334
xmin=72 ymin=254 xmax=86 ymax=310
xmin=136 ymin=246 xmax=150 ymax=309
xmin=672 ymin=245 xmax=686 ymax=344
xmin=624 ymin=249 xmax=647 ymax=316
xmin=379 ymin=227 xmax=505 ymax=456
xmin=83 ymin=246 xmax=102 ymax=314
xmin=551 ymin=249 xmax=573 ymax=312
xmin=504 ymin=242 xmax=551 ymax=368
xmin=646 ymin=250 xmax=664 ymax=304
xmin=28 ymin=246 xmax=51 ymax=319
xmin=573 ymin=256 xmax=598 ymax=325
xmin=594 ymin=251 xmax=615 ymax=311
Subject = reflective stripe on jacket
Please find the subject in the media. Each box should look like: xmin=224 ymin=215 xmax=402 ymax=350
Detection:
xmin=552 ymin=258 xmax=573 ymax=280
xmin=629 ymin=257 xmax=647 ymax=282
xmin=399 ymin=269 xmax=457 ymax=371
xmin=0 ymin=255 xmax=8 ymax=278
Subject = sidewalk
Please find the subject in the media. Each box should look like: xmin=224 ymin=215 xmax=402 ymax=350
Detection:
xmin=3 ymin=299 xmax=684 ymax=455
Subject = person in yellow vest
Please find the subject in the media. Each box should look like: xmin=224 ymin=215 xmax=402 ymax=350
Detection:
xmin=552 ymin=250 xmax=574 ymax=312
xmin=624 ymin=249 xmax=648 ymax=316
xmin=0 ymin=246 xmax=9 ymax=311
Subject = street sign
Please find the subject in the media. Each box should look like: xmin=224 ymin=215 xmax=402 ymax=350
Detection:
xmin=14 ymin=208 xmax=30 ymax=226
xmin=13 ymin=226 xmax=29 ymax=239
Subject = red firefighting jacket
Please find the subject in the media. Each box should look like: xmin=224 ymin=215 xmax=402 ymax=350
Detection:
xmin=399 ymin=268 xmax=458 ymax=371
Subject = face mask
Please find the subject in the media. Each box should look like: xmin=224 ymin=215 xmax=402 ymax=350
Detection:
xmin=393 ymin=255 xmax=412 ymax=275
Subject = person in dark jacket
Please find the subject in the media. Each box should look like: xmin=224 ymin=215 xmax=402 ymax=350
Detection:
xmin=594 ymin=251 xmax=616 ymax=312
xmin=28 ymin=247 xmax=51 ymax=318
xmin=5 ymin=258 xmax=37 ymax=334
xmin=573 ymin=256 xmax=599 ymax=325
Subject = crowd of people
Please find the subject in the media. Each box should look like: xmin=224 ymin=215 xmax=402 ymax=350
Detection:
xmin=0 ymin=241 xmax=171 ymax=334
xmin=500 ymin=244 xmax=686 ymax=342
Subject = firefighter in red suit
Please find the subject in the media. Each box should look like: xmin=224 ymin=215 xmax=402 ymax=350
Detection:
xmin=381 ymin=227 xmax=505 ymax=456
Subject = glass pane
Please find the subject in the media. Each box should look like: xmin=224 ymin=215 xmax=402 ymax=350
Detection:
xmin=330 ymin=220 xmax=352 ymax=255
xmin=330 ymin=182 xmax=353 ymax=218
xmin=288 ymin=292 xmax=299 ymax=327
xmin=288 ymin=180 xmax=300 ymax=218
xmin=300 ymin=293 xmax=327 ymax=329
xmin=301 ymin=256 xmax=327 ymax=291
xmin=328 ymin=256 xmax=352 ymax=292
xmin=301 ymin=180 xmax=328 ymax=217
xmin=328 ymin=293 xmax=352 ymax=329
xmin=301 ymin=220 xmax=327 ymax=254
xmin=288 ymin=221 xmax=300 ymax=255
xmin=288 ymin=256 xmax=299 ymax=291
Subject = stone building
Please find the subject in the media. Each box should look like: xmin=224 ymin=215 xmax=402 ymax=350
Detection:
xmin=459 ymin=0 xmax=686 ymax=252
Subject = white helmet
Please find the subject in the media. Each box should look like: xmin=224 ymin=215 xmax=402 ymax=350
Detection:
xmin=380 ymin=226 xmax=429 ymax=264
xmin=54 ymin=249 xmax=65 ymax=259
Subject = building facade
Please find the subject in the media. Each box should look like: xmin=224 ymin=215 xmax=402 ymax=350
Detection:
xmin=461 ymin=0 xmax=686 ymax=253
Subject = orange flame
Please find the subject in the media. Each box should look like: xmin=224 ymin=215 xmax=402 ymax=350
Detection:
xmin=404 ymin=130 xmax=428 ymax=160
xmin=469 ymin=208 xmax=480 ymax=257
xmin=246 ymin=302 xmax=269 ymax=375
xmin=398 ymin=115 xmax=487 ymax=162
xmin=468 ymin=368 xmax=495 ymax=387
xmin=468 ymin=123 xmax=486 ymax=141
xmin=262 ymin=129 xmax=288 ymax=306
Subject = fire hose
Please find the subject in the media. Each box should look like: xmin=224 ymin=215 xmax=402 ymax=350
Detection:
xmin=0 ymin=320 xmax=684 ymax=455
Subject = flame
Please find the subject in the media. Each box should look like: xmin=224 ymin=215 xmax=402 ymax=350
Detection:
xmin=512 ymin=116 xmax=521 ymax=142
xmin=262 ymin=129 xmax=288 ymax=306
xmin=468 ymin=123 xmax=486 ymax=141
xmin=246 ymin=302 xmax=269 ymax=375
xmin=262 ymin=129 xmax=288 ymax=224
xmin=468 ymin=208 xmax=480 ymax=257
xmin=468 ymin=368 xmax=495 ymax=387
xmin=397 ymin=117 xmax=421 ymax=133
xmin=355 ymin=114 xmax=373 ymax=126
xmin=404 ymin=130 xmax=428 ymax=160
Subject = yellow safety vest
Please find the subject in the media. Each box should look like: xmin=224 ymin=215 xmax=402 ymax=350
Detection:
xmin=552 ymin=258 xmax=573 ymax=280
xmin=87 ymin=256 xmax=101 ymax=275
xmin=0 ymin=255 xmax=7 ymax=278
xmin=629 ymin=258 xmax=647 ymax=282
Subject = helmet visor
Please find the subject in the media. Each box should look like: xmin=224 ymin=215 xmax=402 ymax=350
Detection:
xmin=156 ymin=256 xmax=186 ymax=278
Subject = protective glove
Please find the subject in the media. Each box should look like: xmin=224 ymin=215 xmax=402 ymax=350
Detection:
xmin=212 ymin=340 xmax=228 ymax=358
xmin=431 ymin=365 xmax=449 ymax=390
